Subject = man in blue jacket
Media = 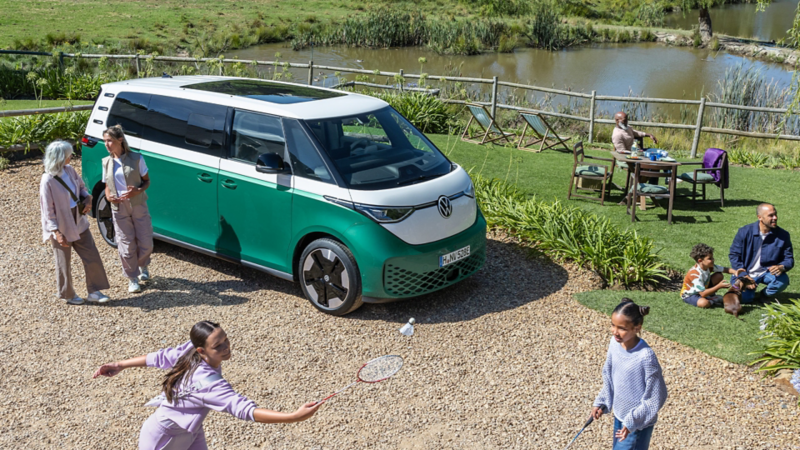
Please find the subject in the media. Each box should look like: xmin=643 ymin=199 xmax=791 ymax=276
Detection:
xmin=729 ymin=203 xmax=793 ymax=303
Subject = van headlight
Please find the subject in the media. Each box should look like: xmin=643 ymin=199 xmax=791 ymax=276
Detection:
xmin=464 ymin=180 xmax=475 ymax=198
xmin=355 ymin=204 xmax=414 ymax=223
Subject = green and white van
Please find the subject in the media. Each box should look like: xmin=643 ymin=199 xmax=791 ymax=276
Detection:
xmin=81 ymin=76 xmax=486 ymax=315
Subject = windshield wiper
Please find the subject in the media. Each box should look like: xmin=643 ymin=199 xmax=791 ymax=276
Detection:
xmin=396 ymin=173 xmax=441 ymax=186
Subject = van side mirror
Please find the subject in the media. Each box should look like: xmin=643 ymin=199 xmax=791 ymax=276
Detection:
xmin=255 ymin=153 xmax=287 ymax=174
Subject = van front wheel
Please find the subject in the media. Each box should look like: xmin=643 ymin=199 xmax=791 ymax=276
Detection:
xmin=298 ymin=238 xmax=363 ymax=315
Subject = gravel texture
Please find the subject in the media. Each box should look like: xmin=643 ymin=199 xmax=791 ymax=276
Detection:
xmin=1 ymin=158 xmax=799 ymax=449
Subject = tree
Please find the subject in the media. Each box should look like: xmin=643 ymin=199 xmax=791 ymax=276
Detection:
xmin=681 ymin=0 xmax=716 ymax=43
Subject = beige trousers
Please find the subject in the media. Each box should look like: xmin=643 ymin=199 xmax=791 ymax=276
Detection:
xmin=112 ymin=200 xmax=153 ymax=279
xmin=51 ymin=222 xmax=110 ymax=300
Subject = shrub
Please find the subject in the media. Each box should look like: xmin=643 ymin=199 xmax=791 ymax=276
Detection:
xmin=709 ymin=37 xmax=720 ymax=51
xmin=474 ymin=176 xmax=667 ymax=286
xmin=526 ymin=0 xmax=563 ymax=51
xmin=0 ymin=156 xmax=9 ymax=171
xmin=0 ymin=111 xmax=90 ymax=151
xmin=374 ymin=92 xmax=456 ymax=134
xmin=750 ymin=299 xmax=800 ymax=374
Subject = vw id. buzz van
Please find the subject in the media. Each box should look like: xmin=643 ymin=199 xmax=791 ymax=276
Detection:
xmin=81 ymin=76 xmax=486 ymax=315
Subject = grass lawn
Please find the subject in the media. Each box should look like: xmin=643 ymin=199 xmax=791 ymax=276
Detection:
xmin=429 ymin=134 xmax=799 ymax=363
xmin=0 ymin=100 xmax=93 ymax=111
xmin=0 ymin=0 xmax=468 ymax=49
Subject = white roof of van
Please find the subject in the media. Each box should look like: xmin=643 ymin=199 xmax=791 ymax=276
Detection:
xmin=100 ymin=76 xmax=390 ymax=120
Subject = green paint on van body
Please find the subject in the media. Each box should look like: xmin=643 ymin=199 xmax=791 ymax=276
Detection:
xmin=83 ymin=142 xmax=486 ymax=300
xmin=217 ymin=168 xmax=293 ymax=272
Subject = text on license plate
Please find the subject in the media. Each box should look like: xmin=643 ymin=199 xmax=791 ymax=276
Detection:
xmin=439 ymin=245 xmax=470 ymax=267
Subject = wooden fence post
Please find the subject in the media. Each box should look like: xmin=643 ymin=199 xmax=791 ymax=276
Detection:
xmin=399 ymin=69 xmax=404 ymax=92
xmin=491 ymin=76 xmax=498 ymax=119
xmin=308 ymin=61 xmax=314 ymax=85
xmin=135 ymin=54 xmax=140 ymax=78
xmin=588 ymin=90 xmax=596 ymax=143
xmin=691 ymin=97 xmax=706 ymax=158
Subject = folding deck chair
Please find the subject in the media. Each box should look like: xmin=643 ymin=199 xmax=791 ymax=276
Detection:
xmin=517 ymin=112 xmax=572 ymax=153
xmin=460 ymin=103 xmax=514 ymax=145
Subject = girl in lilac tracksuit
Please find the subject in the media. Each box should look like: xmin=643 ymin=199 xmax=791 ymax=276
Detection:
xmin=93 ymin=321 xmax=319 ymax=450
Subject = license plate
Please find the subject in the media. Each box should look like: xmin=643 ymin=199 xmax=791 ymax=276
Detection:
xmin=439 ymin=245 xmax=470 ymax=267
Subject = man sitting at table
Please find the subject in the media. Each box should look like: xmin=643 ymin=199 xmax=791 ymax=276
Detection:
xmin=729 ymin=203 xmax=794 ymax=303
xmin=612 ymin=111 xmax=658 ymax=152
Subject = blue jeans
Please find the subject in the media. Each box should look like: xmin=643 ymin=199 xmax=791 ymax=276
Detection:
xmin=734 ymin=271 xmax=790 ymax=304
xmin=613 ymin=417 xmax=654 ymax=450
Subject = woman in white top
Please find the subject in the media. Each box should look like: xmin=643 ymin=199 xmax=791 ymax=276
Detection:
xmin=39 ymin=140 xmax=111 ymax=304
xmin=102 ymin=125 xmax=153 ymax=293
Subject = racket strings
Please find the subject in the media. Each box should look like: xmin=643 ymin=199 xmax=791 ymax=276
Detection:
xmin=357 ymin=355 xmax=403 ymax=382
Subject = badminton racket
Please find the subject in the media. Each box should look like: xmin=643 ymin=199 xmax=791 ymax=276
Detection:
xmin=315 ymin=355 xmax=403 ymax=405
xmin=563 ymin=416 xmax=593 ymax=450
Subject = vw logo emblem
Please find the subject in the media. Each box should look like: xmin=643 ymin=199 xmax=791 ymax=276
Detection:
xmin=437 ymin=196 xmax=452 ymax=218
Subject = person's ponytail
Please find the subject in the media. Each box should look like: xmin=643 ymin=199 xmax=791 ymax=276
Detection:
xmin=161 ymin=320 xmax=220 ymax=403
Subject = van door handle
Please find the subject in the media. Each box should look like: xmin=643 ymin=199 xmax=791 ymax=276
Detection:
xmin=197 ymin=173 xmax=213 ymax=183
xmin=221 ymin=179 xmax=238 ymax=190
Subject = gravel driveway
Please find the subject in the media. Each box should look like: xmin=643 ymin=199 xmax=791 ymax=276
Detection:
xmin=1 ymin=158 xmax=798 ymax=449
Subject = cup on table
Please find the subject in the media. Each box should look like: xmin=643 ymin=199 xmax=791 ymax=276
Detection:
xmin=649 ymin=153 xmax=658 ymax=161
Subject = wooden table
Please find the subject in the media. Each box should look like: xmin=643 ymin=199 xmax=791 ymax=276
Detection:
xmin=611 ymin=151 xmax=682 ymax=221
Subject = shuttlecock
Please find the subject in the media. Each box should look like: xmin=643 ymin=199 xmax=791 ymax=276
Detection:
xmin=399 ymin=318 xmax=415 ymax=336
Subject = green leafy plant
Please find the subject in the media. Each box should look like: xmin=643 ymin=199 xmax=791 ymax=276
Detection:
xmin=474 ymin=175 xmax=667 ymax=286
xmin=750 ymin=299 xmax=800 ymax=373
xmin=374 ymin=92 xmax=457 ymax=134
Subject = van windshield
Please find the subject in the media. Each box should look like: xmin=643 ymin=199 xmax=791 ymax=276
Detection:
xmin=304 ymin=107 xmax=452 ymax=190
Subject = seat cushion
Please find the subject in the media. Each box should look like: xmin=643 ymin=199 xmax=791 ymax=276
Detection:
xmin=575 ymin=165 xmax=606 ymax=177
xmin=631 ymin=183 xmax=669 ymax=194
xmin=679 ymin=172 xmax=715 ymax=182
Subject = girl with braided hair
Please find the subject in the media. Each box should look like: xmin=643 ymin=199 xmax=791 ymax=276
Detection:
xmin=590 ymin=299 xmax=668 ymax=450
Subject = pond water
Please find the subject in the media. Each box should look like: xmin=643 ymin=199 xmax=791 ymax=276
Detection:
xmin=234 ymin=41 xmax=793 ymax=108
xmin=664 ymin=0 xmax=799 ymax=42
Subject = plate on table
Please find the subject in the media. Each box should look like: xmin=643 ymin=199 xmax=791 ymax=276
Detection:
xmin=626 ymin=155 xmax=641 ymax=160
xmin=660 ymin=156 xmax=676 ymax=162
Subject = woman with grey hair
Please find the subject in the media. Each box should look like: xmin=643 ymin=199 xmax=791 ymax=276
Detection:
xmin=39 ymin=140 xmax=110 ymax=305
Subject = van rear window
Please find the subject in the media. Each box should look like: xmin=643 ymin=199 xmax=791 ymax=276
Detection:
xmin=107 ymin=92 xmax=150 ymax=137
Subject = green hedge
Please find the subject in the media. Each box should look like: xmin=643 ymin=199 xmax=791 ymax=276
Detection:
xmin=0 ymin=111 xmax=89 ymax=151
xmin=475 ymin=175 xmax=667 ymax=286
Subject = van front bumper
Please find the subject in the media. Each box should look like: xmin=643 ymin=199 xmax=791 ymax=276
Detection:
xmin=357 ymin=210 xmax=487 ymax=302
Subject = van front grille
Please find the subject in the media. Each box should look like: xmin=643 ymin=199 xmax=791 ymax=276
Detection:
xmin=383 ymin=249 xmax=485 ymax=297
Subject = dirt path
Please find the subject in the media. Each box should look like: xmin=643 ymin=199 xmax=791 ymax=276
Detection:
xmin=1 ymin=158 xmax=798 ymax=449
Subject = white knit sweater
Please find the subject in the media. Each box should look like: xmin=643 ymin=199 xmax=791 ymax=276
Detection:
xmin=593 ymin=337 xmax=668 ymax=431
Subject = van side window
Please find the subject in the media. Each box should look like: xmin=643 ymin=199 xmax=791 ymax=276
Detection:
xmin=107 ymin=92 xmax=151 ymax=137
xmin=231 ymin=111 xmax=286 ymax=165
xmin=143 ymin=95 xmax=225 ymax=155
xmin=283 ymin=119 xmax=333 ymax=183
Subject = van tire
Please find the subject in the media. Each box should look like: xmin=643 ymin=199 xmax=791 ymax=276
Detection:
xmin=298 ymin=238 xmax=363 ymax=315
xmin=95 ymin=191 xmax=117 ymax=248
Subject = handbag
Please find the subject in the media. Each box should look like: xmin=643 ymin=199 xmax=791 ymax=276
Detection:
xmin=53 ymin=175 xmax=88 ymax=215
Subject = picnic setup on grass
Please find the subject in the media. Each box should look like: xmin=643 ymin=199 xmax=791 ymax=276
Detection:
xmin=460 ymin=100 xmax=732 ymax=226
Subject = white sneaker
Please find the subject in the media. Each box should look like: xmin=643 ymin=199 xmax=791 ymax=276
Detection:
xmin=66 ymin=296 xmax=84 ymax=305
xmin=128 ymin=278 xmax=142 ymax=293
xmin=138 ymin=266 xmax=150 ymax=282
xmin=87 ymin=291 xmax=110 ymax=303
